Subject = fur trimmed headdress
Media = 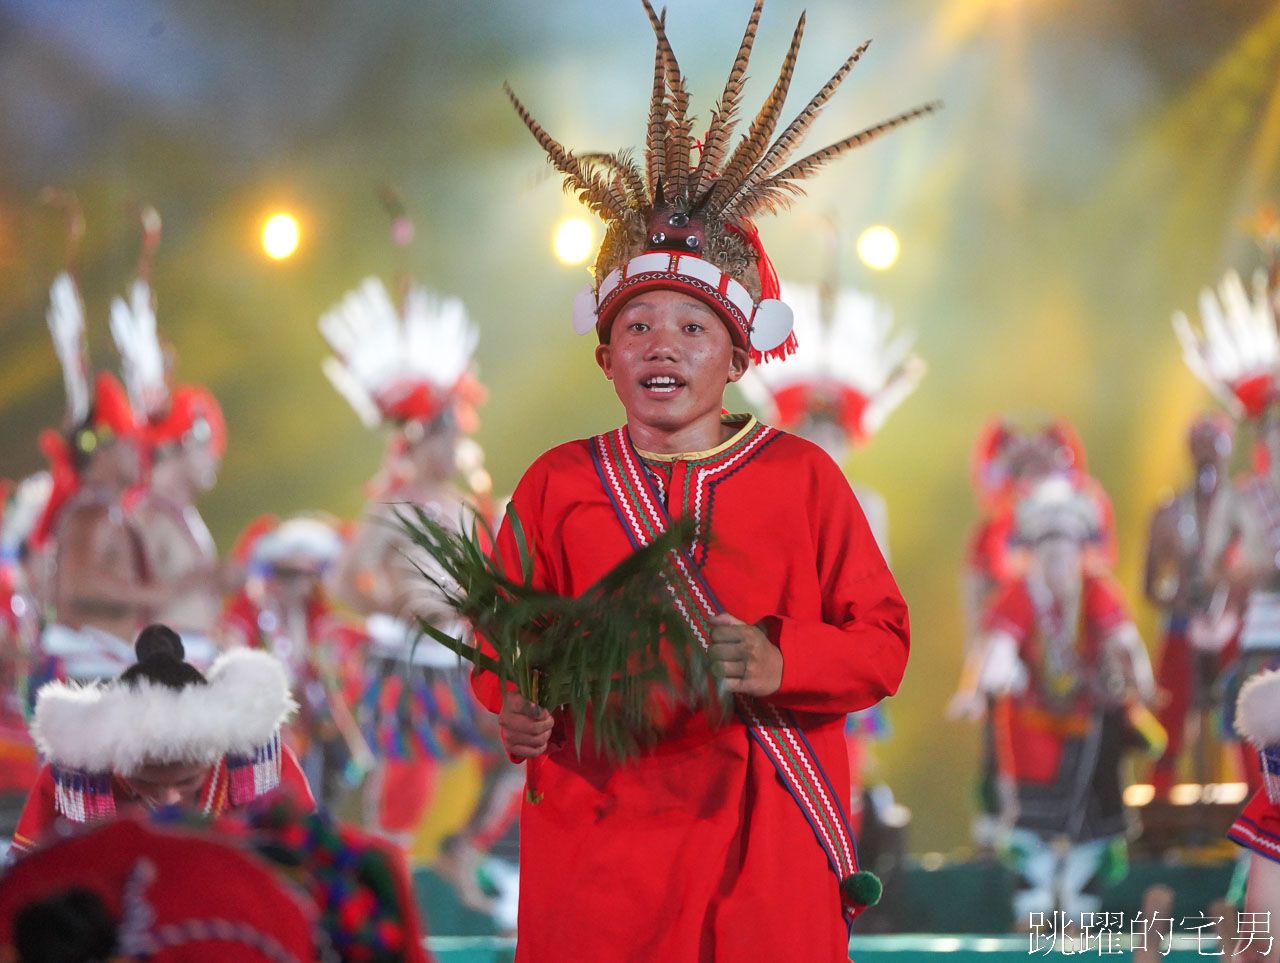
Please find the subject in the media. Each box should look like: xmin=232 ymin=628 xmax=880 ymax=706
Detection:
xmin=33 ymin=648 xmax=294 ymax=776
xmin=31 ymin=627 xmax=297 ymax=822
xmin=508 ymin=0 xmax=937 ymax=363
xmin=1234 ymin=668 xmax=1280 ymax=804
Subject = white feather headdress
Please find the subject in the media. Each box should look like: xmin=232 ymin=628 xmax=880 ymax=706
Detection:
xmin=1172 ymin=268 xmax=1280 ymax=419
xmin=738 ymin=281 xmax=924 ymax=444
xmin=46 ymin=272 xmax=91 ymax=431
xmin=108 ymin=206 xmax=169 ymax=423
xmin=31 ymin=647 xmax=296 ymax=775
xmin=319 ymin=277 xmax=478 ymax=428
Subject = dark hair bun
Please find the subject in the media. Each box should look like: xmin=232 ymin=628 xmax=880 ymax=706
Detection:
xmin=119 ymin=624 xmax=206 ymax=690
xmin=135 ymin=623 xmax=185 ymax=664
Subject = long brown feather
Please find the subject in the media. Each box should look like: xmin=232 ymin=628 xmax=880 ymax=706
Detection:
xmin=708 ymin=11 xmax=806 ymax=211
xmin=645 ymin=39 xmax=667 ymax=199
xmin=737 ymin=101 xmax=941 ymax=220
xmin=505 ymin=83 xmax=631 ymax=222
xmin=582 ymin=151 xmax=649 ymax=206
xmin=721 ymin=39 xmax=872 ymax=215
xmin=642 ymin=0 xmax=692 ymax=199
xmin=579 ymin=156 xmax=640 ymax=215
xmin=690 ymin=0 xmax=764 ymax=202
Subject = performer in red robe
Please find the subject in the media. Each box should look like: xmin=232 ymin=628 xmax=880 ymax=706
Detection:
xmin=471 ymin=5 xmax=929 ymax=958
xmin=476 ymin=415 xmax=908 ymax=960
xmin=11 ymin=623 xmax=312 ymax=857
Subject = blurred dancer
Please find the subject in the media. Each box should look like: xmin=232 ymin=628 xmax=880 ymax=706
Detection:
xmin=108 ymin=210 xmax=227 ymax=670
xmin=1143 ymin=413 xmax=1238 ymax=793
xmin=1179 ymin=267 xmax=1280 ymax=794
xmin=221 ymin=514 xmax=372 ymax=808
xmin=319 ymin=258 xmax=487 ymax=846
xmin=950 ymin=418 xmax=1116 ymax=847
xmin=970 ymin=477 xmax=1158 ymax=921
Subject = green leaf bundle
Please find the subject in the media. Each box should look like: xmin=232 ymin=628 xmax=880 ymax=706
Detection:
xmin=394 ymin=502 xmax=721 ymax=761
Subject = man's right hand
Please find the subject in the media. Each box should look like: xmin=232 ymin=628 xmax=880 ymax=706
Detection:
xmin=499 ymin=690 xmax=554 ymax=759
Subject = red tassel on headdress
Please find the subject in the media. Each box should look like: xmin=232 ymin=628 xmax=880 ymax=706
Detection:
xmin=91 ymin=373 xmax=136 ymax=437
xmin=728 ymin=222 xmax=800 ymax=365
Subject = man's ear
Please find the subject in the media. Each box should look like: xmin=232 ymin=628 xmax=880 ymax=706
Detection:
xmin=726 ymin=346 xmax=749 ymax=384
xmin=595 ymin=343 xmax=613 ymax=380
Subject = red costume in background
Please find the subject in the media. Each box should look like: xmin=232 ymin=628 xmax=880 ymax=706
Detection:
xmin=473 ymin=418 xmax=909 ymax=962
xmin=986 ymin=575 xmax=1132 ymax=840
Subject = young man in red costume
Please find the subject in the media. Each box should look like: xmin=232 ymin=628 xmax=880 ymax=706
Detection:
xmin=474 ymin=2 xmax=931 ymax=958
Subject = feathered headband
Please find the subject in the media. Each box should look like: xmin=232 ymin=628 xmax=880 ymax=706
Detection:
xmin=738 ymin=282 xmax=924 ymax=443
xmin=1172 ymin=268 xmax=1280 ymax=420
xmin=319 ymin=278 xmax=482 ymax=429
xmin=508 ymin=0 xmax=938 ymax=363
xmin=31 ymin=647 xmax=296 ymax=777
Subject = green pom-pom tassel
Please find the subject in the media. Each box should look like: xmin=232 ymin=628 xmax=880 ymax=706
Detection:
xmin=840 ymin=870 xmax=883 ymax=908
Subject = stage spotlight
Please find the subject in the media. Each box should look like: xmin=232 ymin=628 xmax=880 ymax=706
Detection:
xmin=856 ymin=225 xmax=899 ymax=271
xmin=262 ymin=213 xmax=300 ymax=260
xmin=554 ymin=217 xmax=593 ymax=265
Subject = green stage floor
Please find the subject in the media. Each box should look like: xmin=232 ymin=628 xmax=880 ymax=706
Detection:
xmin=425 ymin=934 xmax=1262 ymax=960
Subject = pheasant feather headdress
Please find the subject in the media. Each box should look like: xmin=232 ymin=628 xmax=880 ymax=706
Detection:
xmin=507 ymin=0 xmax=938 ymax=363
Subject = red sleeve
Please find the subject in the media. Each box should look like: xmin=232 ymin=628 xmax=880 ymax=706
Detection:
xmin=1228 ymin=788 xmax=1280 ymax=864
xmin=11 ymin=763 xmax=60 ymax=857
xmin=760 ymin=451 xmax=910 ymax=714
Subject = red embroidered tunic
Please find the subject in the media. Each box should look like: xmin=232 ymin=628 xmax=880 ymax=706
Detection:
xmin=472 ymin=418 xmax=910 ymax=962
xmin=10 ymin=746 xmax=315 ymax=858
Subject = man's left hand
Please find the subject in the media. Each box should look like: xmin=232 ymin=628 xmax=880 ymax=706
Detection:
xmin=708 ymin=612 xmax=783 ymax=697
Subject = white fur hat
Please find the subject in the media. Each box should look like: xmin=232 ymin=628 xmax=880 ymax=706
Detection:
xmin=1235 ymin=668 xmax=1280 ymax=748
xmin=32 ymin=647 xmax=296 ymax=776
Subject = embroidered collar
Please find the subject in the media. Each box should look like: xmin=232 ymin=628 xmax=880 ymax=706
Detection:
xmin=633 ymin=414 xmax=757 ymax=464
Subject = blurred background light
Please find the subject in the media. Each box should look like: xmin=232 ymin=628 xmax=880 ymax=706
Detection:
xmin=856 ymin=225 xmax=900 ymax=271
xmin=262 ymin=213 xmax=300 ymax=260
xmin=553 ymin=217 xmax=594 ymax=265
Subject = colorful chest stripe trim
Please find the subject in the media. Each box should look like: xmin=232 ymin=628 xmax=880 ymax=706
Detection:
xmin=590 ymin=425 xmax=868 ymax=926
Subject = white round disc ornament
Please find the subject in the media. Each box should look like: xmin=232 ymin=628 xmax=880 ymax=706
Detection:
xmin=748 ymin=298 xmax=794 ymax=352
xmin=571 ymin=284 xmax=599 ymax=336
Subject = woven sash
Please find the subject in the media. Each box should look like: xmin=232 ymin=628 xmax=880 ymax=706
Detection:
xmin=590 ymin=427 xmax=865 ymax=925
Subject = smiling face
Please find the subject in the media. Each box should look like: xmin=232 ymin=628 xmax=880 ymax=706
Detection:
xmin=595 ymin=290 xmax=748 ymax=453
